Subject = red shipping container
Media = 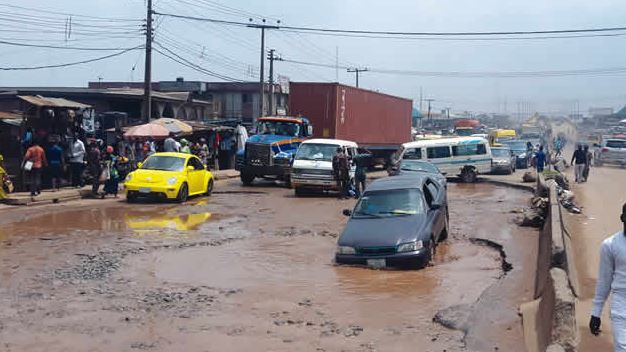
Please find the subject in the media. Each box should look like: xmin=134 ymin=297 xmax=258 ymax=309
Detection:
xmin=289 ymin=83 xmax=412 ymax=149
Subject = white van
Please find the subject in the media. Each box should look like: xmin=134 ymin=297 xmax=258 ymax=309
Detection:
xmin=291 ymin=139 xmax=358 ymax=196
xmin=397 ymin=137 xmax=492 ymax=182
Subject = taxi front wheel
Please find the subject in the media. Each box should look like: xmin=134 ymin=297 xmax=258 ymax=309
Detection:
xmin=176 ymin=183 xmax=189 ymax=203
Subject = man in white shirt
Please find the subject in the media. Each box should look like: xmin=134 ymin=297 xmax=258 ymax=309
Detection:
xmin=68 ymin=136 xmax=86 ymax=187
xmin=591 ymin=202 xmax=626 ymax=351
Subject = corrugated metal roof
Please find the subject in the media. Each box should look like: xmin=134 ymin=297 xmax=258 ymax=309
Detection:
xmin=18 ymin=95 xmax=91 ymax=109
xmin=0 ymin=118 xmax=21 ymax=126
xmin=0 ymin=111 xmax=22 ymax=119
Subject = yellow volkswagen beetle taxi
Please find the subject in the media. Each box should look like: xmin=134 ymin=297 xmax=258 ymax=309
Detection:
xmin=124 ymin=152 xmax=214 ymax=203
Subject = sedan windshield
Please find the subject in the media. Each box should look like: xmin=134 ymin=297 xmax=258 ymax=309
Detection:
xmin=491 ymin=148 xmax=511 ymax=157
xmin=141 ymin=156 xmax=185 ymax=171
xmin=296 ymin=143 xmax=338 ymax=161
xmin=353 ymin=189 xmax=425 ymax=218
xmin=399 ymin=160 xmax=439 ymax=174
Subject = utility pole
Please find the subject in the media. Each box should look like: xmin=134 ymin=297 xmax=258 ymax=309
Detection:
xmin=248 ymin=20 xmax=280 ymax=123
xmin=419 ymin=86 xmax=423 ymax=113
xmin=347 ymin=67 xmax=368 ymax=88
xmin=425 ymin=99 xmax=435 ymax=121
xmin=267 ymin=49 xmax=282 ymax=116
xmin=143 ymin=0 xmax=153 ymax=123
xmin=335 ymin=46 xmax=339 ymax=82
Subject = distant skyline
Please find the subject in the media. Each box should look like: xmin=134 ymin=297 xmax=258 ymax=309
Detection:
xmin=2 ymin=0 xmax=626 ymax=114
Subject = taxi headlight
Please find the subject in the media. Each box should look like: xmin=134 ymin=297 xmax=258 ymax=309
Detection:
xmin=125 ymin=174 xmax=132 ymax=182
xmin=168 ymin=177 xmax=177 ymax=185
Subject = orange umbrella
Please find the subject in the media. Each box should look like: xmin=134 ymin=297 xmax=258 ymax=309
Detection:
xmin=124 ymin=123 xmax=170 ymax=140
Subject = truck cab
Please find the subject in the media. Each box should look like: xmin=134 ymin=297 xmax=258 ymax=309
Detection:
xmin=236 ymin=116 xmax=313 ymax=186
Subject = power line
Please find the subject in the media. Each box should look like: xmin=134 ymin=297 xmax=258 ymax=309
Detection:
xmin=0 ymin=46 xmax=141 ymax=70
xmin=0 ymin=39 xmax=142 ymax=51
xmin=153 ymin=42 xmax=243 ymax=81
xmin=154 ymin=11 xmax=626 ymax=38
xmin=280 ymin=58 xmax=626 ymax=78
xmin=0 ymin=3 xmax=142 ymax=22
xmin=279 ymin=28 xmax=626 ymax=41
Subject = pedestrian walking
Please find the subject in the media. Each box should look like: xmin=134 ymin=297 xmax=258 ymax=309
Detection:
xmin=535 ymin=145 xmax=546 ymax=173
xmin=590 ymin=203 xmax=626 ymax=351
xmin=332 ymin=147 xmax=350 ymax=199
xmin=163 ymin=133 xmax=178 ymax=152
xmin=68 ymin=136 xmax=86 ymax=187
xmin=46 ymin=140 xmax=65 ymax=191
xmin=180 ymin=139 xmax=191 ymax=154
xmin=87 ymin=141 xmax=102 ymax=196
xmin=102 ymin=146 xmax=120 ymax=198
xmin=198 ymin=138 xmax=209 ymax=165
xmin=353 ymin=149 xmax=372 ymax=198
xmin=571 ymin=144 xmax=586 ymax=183
xmin=22 ymin=140 xmax=47 ymax=196
xmin=583 ymin=145 xmax=593 ymax=182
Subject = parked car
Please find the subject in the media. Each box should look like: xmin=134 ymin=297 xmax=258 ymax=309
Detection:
xmin=124 ymin=152 xmax=214 ymax=203
xmin=335 ymin=174 xmax=449 ymax=269
xmin=396 ymin=137 xmax=492 ymax=183
xmin=291 ymin=139 xmax=358 ymax=196
xmin=501 ymin=140 xmax=530 ymax=169
xmin=595 ymin=138 xmax=626 ymax=167
xmin=389 ymin=159 xmax=447 ymax=188
xmin=490 ymin=147 xmax=516 ymax=174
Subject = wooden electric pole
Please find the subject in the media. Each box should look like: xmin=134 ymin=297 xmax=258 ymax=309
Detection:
xmin=267 ymin=49 xmax=282 ymax=116
xmin=143 ymin=0 xmax=153 ymax=122
xmin=347 ymin=67 xmax=368 ymax=88
xmin=248 ymin=20 xmax=280 ymax=123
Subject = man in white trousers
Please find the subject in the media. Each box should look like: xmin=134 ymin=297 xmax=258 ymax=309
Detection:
xmin=590 ymin=202 xmax=626 ymax=351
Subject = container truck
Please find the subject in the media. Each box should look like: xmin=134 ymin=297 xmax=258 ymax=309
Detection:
xmin=289 ymin=82 xmax=412 ymax=168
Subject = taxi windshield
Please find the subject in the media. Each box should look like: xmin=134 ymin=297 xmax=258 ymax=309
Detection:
xmin=141 ymin=156 xmax=185 ymax=172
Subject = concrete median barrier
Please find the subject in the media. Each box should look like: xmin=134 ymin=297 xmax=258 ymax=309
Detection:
xmin=522 ymin=174 xmax=579 ymax=352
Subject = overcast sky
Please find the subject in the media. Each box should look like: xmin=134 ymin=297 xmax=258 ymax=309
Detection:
xmin=4 ymin=0 xmax=626 ymax=114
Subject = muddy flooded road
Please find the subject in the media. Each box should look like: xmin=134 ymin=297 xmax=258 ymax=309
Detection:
xmin=0 ymin=180 xmax=537 ymax=351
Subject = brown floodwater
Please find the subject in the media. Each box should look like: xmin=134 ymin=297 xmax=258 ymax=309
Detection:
xmin=0 ymin=181 xmax=537 ymax=352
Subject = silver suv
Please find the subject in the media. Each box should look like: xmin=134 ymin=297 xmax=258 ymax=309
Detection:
xmin=595 ymin=138 xmax=626 ymax=167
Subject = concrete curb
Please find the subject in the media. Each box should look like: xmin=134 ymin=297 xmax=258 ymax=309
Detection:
xmin=212 ymin=170 xmax=240 ymax=181
xmin=523 ymin=174 xmax=579 ymax=352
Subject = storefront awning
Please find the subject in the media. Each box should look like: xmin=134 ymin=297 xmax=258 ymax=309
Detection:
xmin=17 ymin=95 xmax=91 ymax=109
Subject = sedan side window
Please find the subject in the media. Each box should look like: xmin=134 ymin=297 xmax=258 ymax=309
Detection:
xmin=422 ymin=185 xmax=434 ymax=207
xmin=426 ymin=182 xmax=439 ymax=200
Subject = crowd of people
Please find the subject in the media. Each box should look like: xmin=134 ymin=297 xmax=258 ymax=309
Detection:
xmin=19 ymin=129 xmax=232 ymax=198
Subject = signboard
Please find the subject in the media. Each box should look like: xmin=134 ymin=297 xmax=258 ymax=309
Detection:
xmin=278 ymin=75 xmax=290 ymax=94
xmin=82 ymin=109 xmax=95 ymax=133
